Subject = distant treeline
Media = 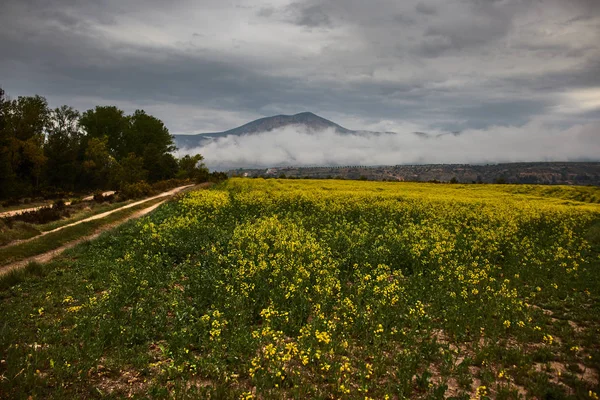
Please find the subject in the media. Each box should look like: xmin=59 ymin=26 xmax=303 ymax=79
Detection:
xmin=0 ymin=88 xmax=218 ymax=200
xmin=232 ymin=162 xmax=600 ymax=186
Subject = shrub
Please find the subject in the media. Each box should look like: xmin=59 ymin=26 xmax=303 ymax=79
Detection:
xmin=208 ymin=172 xmax=228 ymax=183
xmin=151 ymin=179 xmax=190 ymax=193
xmin=93 ymin=192 xmax=106 ymax=203
xmin=119 ymin=181 xmax=153 ymax=200
xmin=1 ymin=204 xmax=69 ymax=226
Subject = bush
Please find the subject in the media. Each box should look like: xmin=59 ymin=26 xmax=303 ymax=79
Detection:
xmin=53 ymin=199 xmax=66 ymax=209
xmin=1 ymin=198 xmax=21 ymax=208
xmin=151 ymin=179 xmax=190 ymax=193
xmin=42 ymin=190 xmax=71 ymax=200
xmin=93 ymin=192 xmax=106 ymax=203
xmin=119 ymin=181 xmax=153 ymax=200
xmin=1 ymin=203 xmax=70 ymax=226
xmin=208 ymin=172 xmax=228 ymax=183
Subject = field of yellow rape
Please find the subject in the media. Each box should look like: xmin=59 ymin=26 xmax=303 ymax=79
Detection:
xmin=1 ymin=178 xmax=600 ymax=399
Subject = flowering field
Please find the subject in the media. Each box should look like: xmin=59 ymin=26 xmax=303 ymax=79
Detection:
xmin=1 ymin=179 xmax=600 ymax=399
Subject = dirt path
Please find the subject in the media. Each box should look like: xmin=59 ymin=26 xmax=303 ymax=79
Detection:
xmin=0 ymin=191 xmax=117 ymax=218
xmin=80 ymin=191 xmax=116 ymax=202
xmin=1 ymin=185 xmax=194 ymax=249
xmin=0 ymin=185 xmax=198 ymax=277
xmin=0 ymin=203 xmax=53 ymax=218
xmin=42 ymin=185 xmax=192 ymax=236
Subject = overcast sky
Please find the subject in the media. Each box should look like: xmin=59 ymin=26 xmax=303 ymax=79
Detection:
xmin=1 ymin=0 xmax=599 ymax=138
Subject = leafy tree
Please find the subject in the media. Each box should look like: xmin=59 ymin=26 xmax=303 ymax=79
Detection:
xmin=177 ymin=154 xmax=209 ymax=182
xmin=1 ymin=95 xmax=50 ymax=195
xmin=113 ymin=153 xmax=147 ymax=187
xmin=156 ymin=153 xmax=179 ymax=181
xmin=45 ymin=105 xmax=83 ymax=189
xmin=125 ymin=110 xmax=175 ymax=157
xmin=0 ymin=90 xmax=213 ymax=199
xmin=142 ymin=143 xmax=178 ymax=182
xmin=82 ymin=137 xmax=117 ymax=189
xmin=0 ymin=88 xmax=5 ymax=132
xmin=0 ymin=88 xmax=14 ymax=198
xmin=80 ymin=106 xmax=128 ymax=158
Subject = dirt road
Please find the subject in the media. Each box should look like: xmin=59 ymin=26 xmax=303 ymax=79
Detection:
xmin=0 ymin=184 xmax=196 ymax=277
xmin=41 ymin=185 xmax=191 ymax=236
xmin=0 ymin=191 xmax=117 ymax=219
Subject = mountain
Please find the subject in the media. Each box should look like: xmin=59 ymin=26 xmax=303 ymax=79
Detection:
xmin=174 ymin=112 xmax=354 ymax=149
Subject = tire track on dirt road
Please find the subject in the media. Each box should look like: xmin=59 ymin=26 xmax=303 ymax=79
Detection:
xmin=0 ymin=184 xmax=200 ymax=277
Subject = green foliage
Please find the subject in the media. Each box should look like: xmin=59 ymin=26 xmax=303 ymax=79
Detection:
xmin=79 ymin=105 xmax=129 ymax=158
xmin=113 ymin=153 xmax=147 ymax=187
xmin=0 ymin=94 xmax=50 ymax=197
xmin=0 ymin=197 xmax=165 ymax=266
xmin=0 ymin=180 xmax=598 ymax=398
xmin=44 ymin=105 xmax=82 ymax=190
xmin=150 ymin=179 xmax=191 ymax=193
xmin=0 ymin=90 xmax=214 ymax=200
xmin=1 ymin=204 xmax=70 ymax=226
xmin=82 ymin=137 xmax=117 ymax=189
xmin=177 ymin=154 xmax=209 ymax=183
xmin=119 ymin=181 xmax=153 ymax=200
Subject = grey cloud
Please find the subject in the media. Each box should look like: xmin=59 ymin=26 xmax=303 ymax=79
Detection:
xmin=1 ymin=0 xmax=599 ymax=146
xmin=256 ymin=7 xmax=275 ymax=18
xmin=286 ymin=3 xmax=333 ymax=27
xmin=392 ymin=14 xmax=416 ymax=25
xmin=415 ymin=2 xmax=436 ymax=15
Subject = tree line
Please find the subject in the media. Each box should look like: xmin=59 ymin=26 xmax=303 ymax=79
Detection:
xmin=0 ymin=88 xmax=214 ymax=200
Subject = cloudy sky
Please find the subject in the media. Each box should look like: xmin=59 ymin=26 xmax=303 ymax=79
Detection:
xmin=1 ymin=0 xmax=599 ymax=165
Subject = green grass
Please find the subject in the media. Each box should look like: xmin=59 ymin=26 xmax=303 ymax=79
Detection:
xmin=37 ymin=200 xmax=135 ymax=232
xmin=0 ymin=197 xmax=164 ymax=267
xmin=0 ymin=201 xmax=137 ymax=247
xmin=0 ymin=221 xmax=41 ymax=246
xmin=501 ymin=184 xmax=600 ymax=204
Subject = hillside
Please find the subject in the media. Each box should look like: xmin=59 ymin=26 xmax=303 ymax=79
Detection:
xmin=174 ymin=112 xmax=354 ymax=149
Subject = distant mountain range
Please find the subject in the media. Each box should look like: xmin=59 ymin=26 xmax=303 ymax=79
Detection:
xmin=173 ymin=112 xmax=438 ymax=149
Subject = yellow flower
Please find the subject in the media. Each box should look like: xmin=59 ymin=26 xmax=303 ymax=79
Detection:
xmin=477 ymin=385 xmax=488 ymax=397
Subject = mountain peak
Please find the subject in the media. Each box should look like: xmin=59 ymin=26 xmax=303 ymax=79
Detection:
xmin=293 ymin=111 xmax=318 ymax=117
xmin=174 ymin=112 xmax=354 ymax=148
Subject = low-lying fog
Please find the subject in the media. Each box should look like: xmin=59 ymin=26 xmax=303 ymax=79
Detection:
xmin=177 ymin=121 xmax=600 ymax=169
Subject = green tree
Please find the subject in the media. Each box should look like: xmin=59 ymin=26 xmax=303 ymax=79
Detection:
xmin=1 ymin=95 xmax=50 ymax=196
xmin=80 ymin=106 xmax=128 ymax=158
xmin=82 ymin=137 xmax=117 ymax=189
xmin=0 ymin=88 xmax=14 ymax=198
xmin=156 ymin=153 xmax=179 ymax=181
xmin=125 ymin=110 xmax=176 ymax=182
xmin=45 ymin=105 xmax=83 ymax=190
xmin=126 ymin=110 xmax=175 ymax=155
xmin=177 ymin=154 xmax=209 ymax=182
xmin=113 ymin=153 xmax=147 ymax=187
xmin=142 ymin=143 xmax=178 ymax=181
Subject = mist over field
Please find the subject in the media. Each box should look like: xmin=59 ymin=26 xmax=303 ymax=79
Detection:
xmin=178 ymin=121 xmax=600 ymax=169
